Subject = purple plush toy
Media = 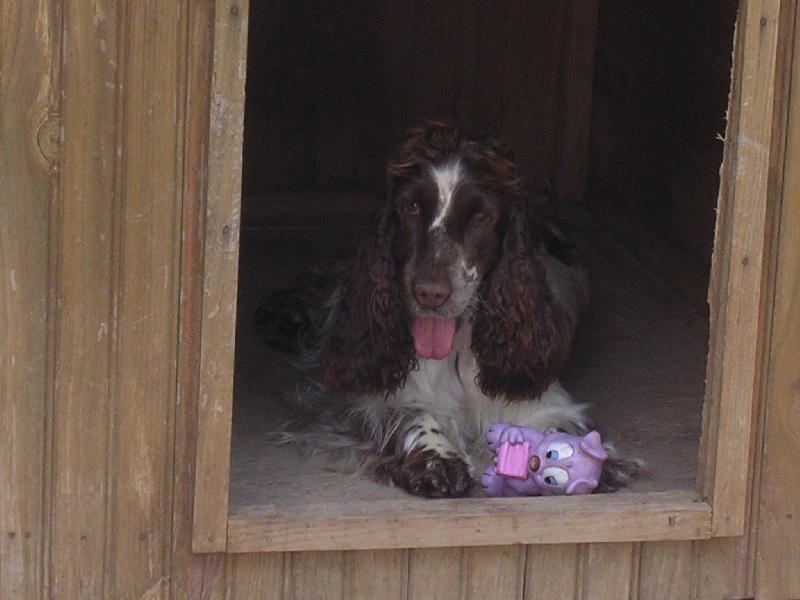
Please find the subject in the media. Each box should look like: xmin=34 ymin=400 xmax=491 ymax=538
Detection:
xmin=481 ymin=423 xmax=607 ymax=497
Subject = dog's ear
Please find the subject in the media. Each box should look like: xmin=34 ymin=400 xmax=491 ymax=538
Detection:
xmin=472 ymin=211 xmax=568 ymax=400
xmin=323 ymin=209 xmax=416 ymax=397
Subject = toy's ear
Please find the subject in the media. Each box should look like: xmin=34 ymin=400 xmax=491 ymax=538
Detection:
xmin=566 ymin=478 xmax=599 ymax=495
xmin=579 ymin=431 xmax=608 ymax=461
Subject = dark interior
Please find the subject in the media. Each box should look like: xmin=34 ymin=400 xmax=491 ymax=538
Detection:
xmin=231 ymin=0 xmax=737 ymax=511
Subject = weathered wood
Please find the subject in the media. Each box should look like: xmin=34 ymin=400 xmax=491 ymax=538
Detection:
xmin=343 ymin=550 xmax=409 ymax=600
xmin=226 ymin=492 xmax=711 ymax=553
xmin=170 ymin=0 xmax=219 ymax=597
xmin=702 ymin=0 xmax=785 ymax=537
xmin=524 ymin=545 xmax=581 ymax=600
xmin=192 ymin=0 xmax=250 ymax=553
xmin=751 ymin=4 xmax=800 ymax=596
xmin=285 ymin=551 xmax=345 ymax=600
xmin=463 ymin=545 xmax=526 ymax=599
xmin=0 ymin=1 xmax=59 ymax=598
xmin=105 ymin=1 xmax=186 ymax=596
xmin=581 ymin=543 xmax=637 ymax=600
xmin=637 ymin=541 xmax=696 ymax=600
xmin=407 ymin=548 xmax=464 ymax=600
xmin=225 ymin=553 xmax=285 ymax=599
xmin=50 ymin=2 xmax=119 ymax=596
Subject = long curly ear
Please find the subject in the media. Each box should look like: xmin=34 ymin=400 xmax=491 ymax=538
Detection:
xmin=472 ymin=212 xmax=569 ymax=400
xmin=323 ymin=211 xmax=416 ymax=397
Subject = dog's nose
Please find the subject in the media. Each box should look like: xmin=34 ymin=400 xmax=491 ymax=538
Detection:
xmin=413 ymin=280 xmax=452 ymax=308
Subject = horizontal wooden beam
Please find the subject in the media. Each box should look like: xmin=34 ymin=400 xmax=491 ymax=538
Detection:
xmin=226 ymin=491 xmax=711 ymax=553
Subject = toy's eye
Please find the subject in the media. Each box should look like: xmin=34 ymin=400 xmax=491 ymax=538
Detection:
xmin=542 ymin=467 xmax=569 ymax=487
xmin=545 ymin=442 xmax=574 ymax=460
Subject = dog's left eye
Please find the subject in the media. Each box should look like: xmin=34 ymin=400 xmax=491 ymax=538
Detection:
xmin=470 ymin=210 xmax=490 ymax=225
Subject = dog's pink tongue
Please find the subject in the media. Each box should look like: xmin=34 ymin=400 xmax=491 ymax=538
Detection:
xmin=413 ymin=317 xmax=457 ymax=360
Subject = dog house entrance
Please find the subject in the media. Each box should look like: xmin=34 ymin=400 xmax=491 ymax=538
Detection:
xmin=191 ymin=0 xmax=773 ymax=552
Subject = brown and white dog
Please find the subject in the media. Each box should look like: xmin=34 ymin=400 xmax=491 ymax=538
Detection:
xmin=299 ymin=122 xmax=597 ymax=497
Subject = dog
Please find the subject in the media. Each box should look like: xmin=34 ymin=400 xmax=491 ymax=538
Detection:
xmin=261 ymin=122 xmax=637 ymax=497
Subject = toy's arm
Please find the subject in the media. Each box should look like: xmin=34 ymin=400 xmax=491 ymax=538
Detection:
xmin=486 ymin=422 xmax=512 ymax=451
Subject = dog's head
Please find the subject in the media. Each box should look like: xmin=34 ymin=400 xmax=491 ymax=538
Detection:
xmin=323 ymin=122 xmax=566 ymax=399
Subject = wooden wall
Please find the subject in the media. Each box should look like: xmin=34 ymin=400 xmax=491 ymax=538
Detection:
xmin=588 ymin=0 xmax=738 ymax=276
xmin=242 ymin=0 xmax=597 ymax=204
xmin=2 ymin=1 xmax=799 ymax=599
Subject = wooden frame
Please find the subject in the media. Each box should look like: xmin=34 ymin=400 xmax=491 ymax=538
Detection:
xmin=190 ymin=0 xmax=787 ymax=553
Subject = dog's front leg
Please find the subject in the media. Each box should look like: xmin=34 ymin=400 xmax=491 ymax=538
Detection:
xmin=379 ymin=411 xmax=473 ymax=498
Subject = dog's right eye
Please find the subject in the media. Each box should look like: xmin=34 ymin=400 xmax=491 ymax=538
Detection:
xmin=403 ymin=200 xmax=421 ymax=216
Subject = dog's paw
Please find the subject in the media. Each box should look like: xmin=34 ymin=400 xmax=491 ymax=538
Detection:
xmin=397 ymin=448 xmax=473 ymax=498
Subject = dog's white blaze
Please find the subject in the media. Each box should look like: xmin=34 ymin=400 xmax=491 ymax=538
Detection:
xmin=430 ymin=161 xmax=464 ymax=231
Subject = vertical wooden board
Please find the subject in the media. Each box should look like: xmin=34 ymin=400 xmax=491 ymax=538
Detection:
xmin=105 ymin=1 xmax=185 ymax=596
xmin=50 ymin=1 xmax=118 ymax=597
xmin=407 ymin=548 xmax=464 ymax=600
xmin=580 ymin=543 xmax=636 ymax=600
xmin=707 ymin=0 xmax=783 ymax=537
xmin=170 ymin=0 xmax=216 ymax=597
xmin=0 ymin=1 xmax=59 ymax=598
xmin=192 ymin=0 xmax=250 ymax=552
xmin=470 ymin=2 xmax=513 ymax=136
xmin=463 ymin=545 xmax=525 ymax=600
xmin=554 ymin=0 xmax=598 ymax=204
xmin=637 ymin=541 xmax=695 ymax=600
xmin=752 ymin=6 xmax=800 ymax=595
xmin=524 ymin=545 xmax=580 ymax=600
xmin=286 ymin=551 xmax=345 ymax=600
xmin=343 ymin=550 xmax=409 ymax=600
xmin=500 ymin=1 xmax=566 ymax=190
xmin=225 ymin=553 xmax=285 ymax=599
xmin=693 ymin=538 xmax=742 ymax=599
xmin=407 ymin=2 xmax=471 ymax=123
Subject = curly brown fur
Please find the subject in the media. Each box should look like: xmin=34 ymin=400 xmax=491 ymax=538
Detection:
xmin=322 ymin=209 xmax=417 ymax=397
xmin=472 ymin=213 xmax=569 ymax=400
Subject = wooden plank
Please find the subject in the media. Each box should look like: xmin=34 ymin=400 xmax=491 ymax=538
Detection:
xmin=581 ymin=543 xmax=636 ymax=600
xmin=637 ymin=541 xmax=695 ymax=600
xmin=751 ymin=4 xmax=800 ymax=596
xmin=286 ymin=551 xmax=345 ymax=600
xmin=226 ymin=491 xmax=711 ymax=553
xmin=225 ymin=553 xmax=285 ymax=599
xmin=693 ymin=538 xmax=743 ymax=600
xmin=407 ymin=548 xmax=464 ymax=600
xmin=169 ymin=0 xmax=222 ymax=596
xmin=49 ymin=1 xmax=119 ymax=596
xmin=343 ymin=550 xmax=409 ymax=600
xmin=524 ymin=545 xmax=580 ymax=600
xmin=702 ymin=0 xmax=784 ymax=537
xmin=463 ymin=545 xmax=525 ymax=600
xmin=554 ymin=0 xmax=598 ymax=204
xmin=0 ymin=1 xmax=59 ymax=598
xmin=500 ymin=1 xmax=567 ymax=190
xmin=192 ymin=0 xmax=250 ymax=553
xmin=102 ymin=1 xmax=186 ymax=596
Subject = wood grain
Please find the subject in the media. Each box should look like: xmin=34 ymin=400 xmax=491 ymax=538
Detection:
xmin=0 ymin=1 xmax=59 ymax=598
xmin=752 ymin=4 xmax=800 ymax=596
xmin=701 ymin=0 xmax=784 ymax=537
xmin=343 ymin=550 xmax=409 ymax=600
xmin=524 ymin=545 xmax=580 ymax=600
xmin=407 ymin=548 xmax=464 ymax=600
xmin=50 ymin=2 xmax=118 ymax=596
xmin=285 ymin=551 xmax=345 ymax=600
xmin=581 ymin=543 xmax=636 ymax=600
xmin=463 ymin=545 xmax=526 ymax=600
xmin=226 ymin=492 xmax=711 ymax=553
xmin=192 ymin=0 xmax=250 ymax=553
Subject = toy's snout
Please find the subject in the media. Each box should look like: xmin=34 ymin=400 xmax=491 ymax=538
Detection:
xmin=529 ymin=455 xmax=541 ymax=472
